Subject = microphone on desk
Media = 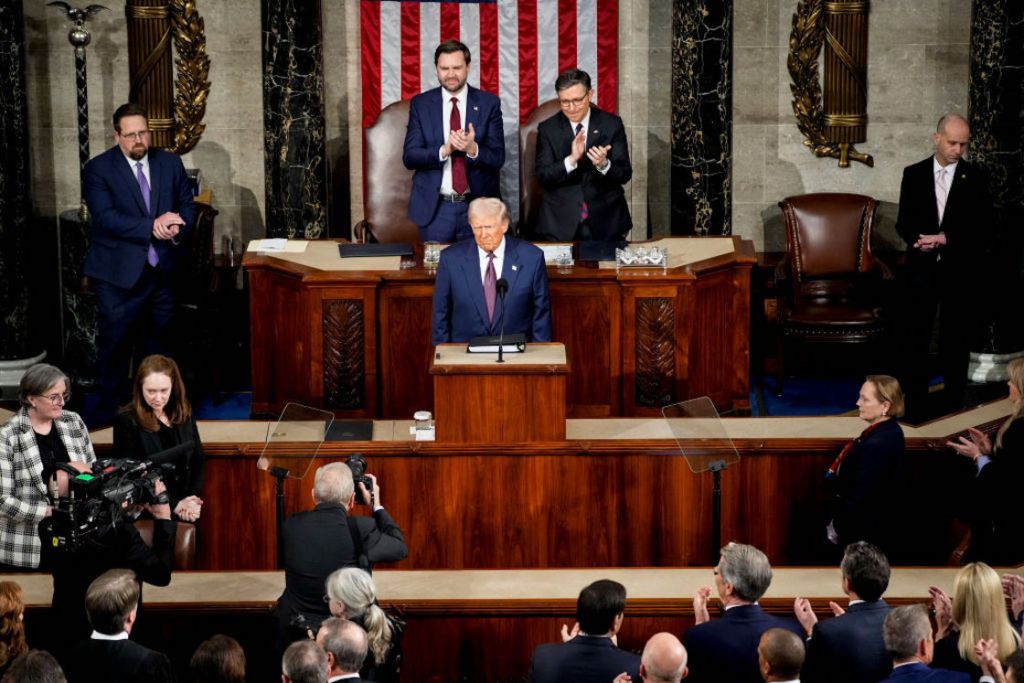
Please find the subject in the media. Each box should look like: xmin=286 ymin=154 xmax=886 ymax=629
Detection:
xmin=496 ymin=277 xmax=509 ymax=364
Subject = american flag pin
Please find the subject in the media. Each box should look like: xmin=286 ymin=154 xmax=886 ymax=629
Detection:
xmin=512 ymin=264 xmax=518 ymax=271
xmin=473 ymin=106 xmax=479 ymax=111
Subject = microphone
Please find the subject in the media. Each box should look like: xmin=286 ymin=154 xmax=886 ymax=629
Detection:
xmin=496 ymin=277 xmax=509 ymax=363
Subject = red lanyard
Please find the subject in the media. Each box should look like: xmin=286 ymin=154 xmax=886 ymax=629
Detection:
xmin=828 ymin=420 xmax=885 ymax=477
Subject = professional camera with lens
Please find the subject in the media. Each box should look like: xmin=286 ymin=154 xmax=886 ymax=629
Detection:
xmin=345 ymin=453 xmax=373 ymax=505
xmin=47 ymin=458 xmax=173 ymax=552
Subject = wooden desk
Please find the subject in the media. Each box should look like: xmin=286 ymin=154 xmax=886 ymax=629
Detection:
xmin=243 ymin=237 xmax=755 ymax=419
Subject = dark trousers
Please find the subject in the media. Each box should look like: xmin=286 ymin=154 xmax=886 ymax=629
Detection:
xmin=92 ymin=265 xmax=174 ymax=425
xmin=899 ymin=262 xmax=971 ymax=420
xmin=419 ymin=200 xmax=472 ymax=243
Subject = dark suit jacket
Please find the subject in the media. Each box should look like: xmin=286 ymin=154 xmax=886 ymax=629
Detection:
xmin=527 ymin=635 xmax=640 ymax=683
xmin=431 ymin=236 xmax=552 ymax=345
xmin=278 ymin=503 xmax=408 ymax=620
xmin=84 ymin=145 xmax=197 ymax=290
xmin=534 ymin=106 xmax=632 ymax=241
xmin=682 ymin=604 xmax=804 ymax=683
xmin=67 ymin=637 xmax=175 ymax=683
xmin=111 ymin=410 xmax=206 ymax=510
xmin=967 ymin=418 xmax=1024 ymax=564
xmin=878 ymin=662 xmax=970 ymax=683
xmin=832 ymin=418 xmax=905 ymax=551
xmin=894 ymin=157 xmax=991 ymax=289
xmin=402 ymin=86 xmax=505 ymax=226
xmin=802 ymin=599 xmax=892 ymax=683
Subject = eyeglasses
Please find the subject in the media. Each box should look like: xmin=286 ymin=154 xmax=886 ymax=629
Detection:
xmin=558 ymin=96 xmax=589 ymax=109
xmin=119 ymin=130 xmax=150 ymax=141
xmin=38 ymin=392 xmax=71 ymax=406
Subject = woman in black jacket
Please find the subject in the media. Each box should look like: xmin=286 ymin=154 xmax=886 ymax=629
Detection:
xmin=827 ymin=375 xmax=906 ymax=555
xmin=113 ymin=354 xmax=205 ymax=522
xmin=947 ymin=357 xmax=1024 ymax=565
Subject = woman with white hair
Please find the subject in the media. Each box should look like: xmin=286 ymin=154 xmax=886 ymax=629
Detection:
xmin=325 ymin=567 xmax=403 ymax=682
xmin=0 ymin=364 xmax=95 ymax=571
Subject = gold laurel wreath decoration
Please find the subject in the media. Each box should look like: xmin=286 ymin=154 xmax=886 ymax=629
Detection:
xmin=168 ymin=0 xmax=210 ymax=155
xmin=787 ymin=0 xmax=873 ymax=168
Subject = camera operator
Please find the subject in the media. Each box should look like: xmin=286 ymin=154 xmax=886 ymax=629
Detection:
xmin=276 ymin=461 xmax=407 ymax=650
xmin=49 ymin=476 xmax=176 ymax=649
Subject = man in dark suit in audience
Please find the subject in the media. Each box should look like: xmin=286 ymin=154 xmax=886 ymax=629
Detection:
xmin=534 ymin=69 xmax=632 ymax=242
xmin=316 ymin=618 xmax=368 ymax=683
xmin=403 ymin=39 xmax=505 ymax=243
xmin=611 ymin=633 xmax=688 ymax=683
xmin=282 ymin=640 xmax=329 ymax=683
xmin=527 ymin=579 xmax=640 ymax=683
xmin=276 ymin=463 xmax=407 ymax=650
xmin=758 ymin=628 xmax=805 ymax=683
xmin=795 ymin=541 xmax=892 ymax=683
xmin=683 ymin=542 xmax=804 ymax=683
xmin=84 ymin=102 xmax=197 ymax=425
xmin=878 ymin=605 xmax=968 ymax=683
xmin=895 ymin=113 xmax=992 ymax=420
xmin=431 ymin=197 xmax=551 ymax=345
xmin=66 ymin=569 xmax=174 ymax=683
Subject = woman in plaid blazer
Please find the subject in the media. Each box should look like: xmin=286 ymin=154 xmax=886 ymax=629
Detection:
xmin=0 ymin=364 xmax=95 ymax=570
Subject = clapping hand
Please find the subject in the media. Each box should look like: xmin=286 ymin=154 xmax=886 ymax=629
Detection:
xmin=560 ymin=622 xmax=579 ymax=643
xmin=929 ymin=585 xmax=954 ymax=638
xmin=1002 ymin=574 xmax=1024 ymax=620
xmin=694 ymin=586 xmax=712 ymax=625
xmin=975 ymin=638 xmax=1007 ymax=683
xmin=586 ymin=144 xmax=611 ymax=169
xmin=793 ymin=597 xmax=818 ymax=636
xmin=947 ymin=427 xmax=992 ymax=461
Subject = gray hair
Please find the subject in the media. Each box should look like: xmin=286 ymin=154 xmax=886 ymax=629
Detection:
xmin=19 ymin=364 xmax=69 ymax=406
xmin=1 ymin=650 xmax=67 ymax=683
xmin=282 ymin=640 xmax=327 ymax=683
xmin=325 ymin=568 xmax=393 ymax=666
xmin=313 ymin=463 xmax=354 ymax=505
xmin=318 ymin=618 xmax=368 ymax=674
xmin=883 ymin=605 xmax=932 ymax=660
xmin=718 ymin=542 xmax=773 ymax=602
xmin=467 ymin=197 xmax=509 ymax=226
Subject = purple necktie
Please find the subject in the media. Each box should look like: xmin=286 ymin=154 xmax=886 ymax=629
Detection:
xmin=137 ymin=162 xmax=158 ymax=267
xmin=575 ymin=123 xmax=589 ymax=222
xmin=484 ymin=252 xmax=496 ymax=323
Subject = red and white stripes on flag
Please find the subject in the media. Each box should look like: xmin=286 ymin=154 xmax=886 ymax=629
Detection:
xmin=360 ymin=0 xmax=619 ymax=221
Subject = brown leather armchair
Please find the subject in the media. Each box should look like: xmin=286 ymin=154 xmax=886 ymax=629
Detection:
xmin=517 ymin=99 xmax=561 ymax=238
xmin=775 ymin=193 xmax=890 ymax=396
xmin=353 ymin=100 xmax=419 ymax=243
xmin=134 ymin=519 xmax=197 ymax=570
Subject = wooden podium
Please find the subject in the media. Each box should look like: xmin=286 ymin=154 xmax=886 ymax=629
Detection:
xmin=430 ymin=343 xmax=569 ymax=443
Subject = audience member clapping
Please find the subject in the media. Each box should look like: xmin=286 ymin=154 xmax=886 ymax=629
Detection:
xmin=0 ymin=583 xmax=28 ymax=678
xmin=975 ymin=641 xmax=1024 ymax=683
xmin=0 ymin=650 xmax=66 ymax=683
xmin=189 ymin=634 xmax=246 ymax=683
xmin=324 ymin=568 xmax=402 ymax=682
xmin=929 ymin=563 xmax=1021 ymax=680
xmin=282 ymin=640 xmax=328 ymax=683
xmin=315 ymin=618 xmax=369 ymax=683
xmin=879 ymin=605 xmax=967 ymax=683
xmin=1001 ymin=574 xmax=1024 ymax=632
xmin=757 ymin=628 xmax=805 ymax=683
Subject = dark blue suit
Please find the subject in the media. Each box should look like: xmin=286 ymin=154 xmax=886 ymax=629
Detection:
xmin=431 ymin=236 xmax=551 ymax=345
xmin=84 ymin=145 xmax=196 ymax=423
xmin=403 ymin=86 xmax=504 ymax=241
xmin=683 ymin=604 xmax=804 ymax=683
xmin=802 ymin=599 xmax=892 ymax=683
xmin=527 ymin=635 xmax=640 ymax=683
xmin=878 ymin=662 xmax=970 ymax=683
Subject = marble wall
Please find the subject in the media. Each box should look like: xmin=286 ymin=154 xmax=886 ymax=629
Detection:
xmin=732 ymin=0 xmax=971 ymax=251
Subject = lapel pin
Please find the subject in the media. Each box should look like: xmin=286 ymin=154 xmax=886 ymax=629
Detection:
xmin=473 ymin=106 xmax=479 ymax=111
xmin=511 ymin=264 xmax=518 ymax=271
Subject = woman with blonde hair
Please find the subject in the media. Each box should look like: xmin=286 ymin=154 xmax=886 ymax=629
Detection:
xmin=0 ymin=581 xmax=28 ymax=677
xmin=947 ymin=357 xmax=1024 ymax=564
xmin=325 ymin=567 xmax=403 ymax=682
xmin=929 ymin=562 xmax=1020 ymax=679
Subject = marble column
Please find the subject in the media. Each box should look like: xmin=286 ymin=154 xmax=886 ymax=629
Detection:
xmin=969 ymin=0 xmax=1024 ymax=357
xmin=0 ymin=0 xmax=34 ymax=359
xmin=670 ymin=0 xmax=732 ymax=236
xmin=262 ymin=0 xmax=327 ymax=238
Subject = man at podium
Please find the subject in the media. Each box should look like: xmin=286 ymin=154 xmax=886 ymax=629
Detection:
xmin=431 ymin=198 xmax=552 ymax=345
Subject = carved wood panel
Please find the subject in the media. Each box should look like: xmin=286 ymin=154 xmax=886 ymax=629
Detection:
xmin=635 ymin=297 xmax=676 ymax=407
xmin=322 ymin=299 xmax=365 ymax=409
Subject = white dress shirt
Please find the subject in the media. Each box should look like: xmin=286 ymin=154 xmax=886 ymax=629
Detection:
xmin=91 ymin=630 xmax=130 ymax=640
xmin=478 ymin=236 xmax=506 ymax=283
xmin=563 ymin=111 xmax=611 ymax=176
xmin=124 ymin=152 xmax=151 ymax=190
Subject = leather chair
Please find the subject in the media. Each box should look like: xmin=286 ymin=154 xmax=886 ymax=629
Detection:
xmin=134 ymin=518 xmax=197 ymax=570
xmin=353 ymin=100 xmax=419 ymax=244
xmin=775 ymin=193 xmax=890 ymax=396
xmin=517 ymin=99 xmax=561 ymax=238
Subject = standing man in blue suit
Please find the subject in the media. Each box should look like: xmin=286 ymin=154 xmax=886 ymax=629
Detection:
xmin=84 ymin=103 xmax=196 ymax=425
xmin=403 ymin=40 xmax=505 ymax=243
xmin=432 ymin=198 xmax=551 ymax=345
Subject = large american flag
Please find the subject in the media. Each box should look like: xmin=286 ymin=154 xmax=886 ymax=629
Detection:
xmin=360 ymin=0 xmax=619 ymax=221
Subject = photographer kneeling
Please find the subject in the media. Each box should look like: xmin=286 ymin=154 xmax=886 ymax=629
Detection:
xmin=276 ymin=460 xmax=408 ymax=650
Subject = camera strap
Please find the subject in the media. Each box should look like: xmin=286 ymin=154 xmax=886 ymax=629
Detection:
xmin=347 ymin=516 xmax=371 ymax=573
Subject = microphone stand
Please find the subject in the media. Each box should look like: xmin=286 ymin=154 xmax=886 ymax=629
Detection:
xmin=496 ymin=278 xmax=508 ymax=363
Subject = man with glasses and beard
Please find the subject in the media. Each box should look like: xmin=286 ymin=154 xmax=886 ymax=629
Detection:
xmin=83 ymin=103 xmax=196 ymax=426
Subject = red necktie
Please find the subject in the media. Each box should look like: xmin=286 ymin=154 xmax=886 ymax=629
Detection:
xmin=450 ymin=97 xmax=468 ymax=194
xmin=484 ymin=252 xmax=496 ymax=323
xmin=575 ymin=123 xmax=589 ymax=222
